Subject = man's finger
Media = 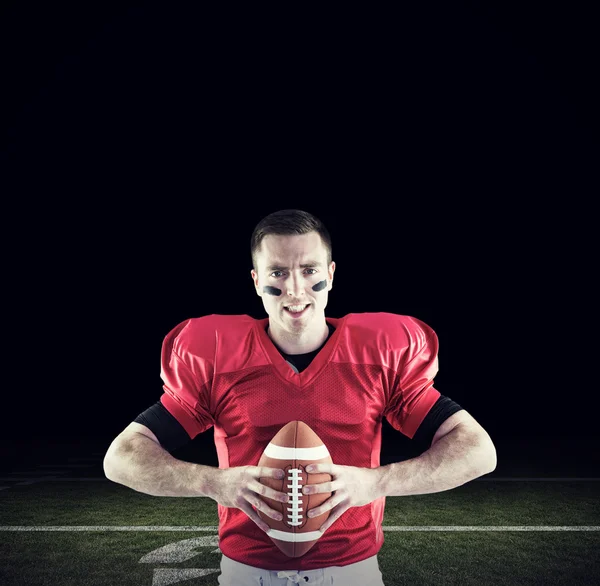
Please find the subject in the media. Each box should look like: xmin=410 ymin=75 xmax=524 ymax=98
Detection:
xmin=258 ymin=466 xmax=285 ymax=479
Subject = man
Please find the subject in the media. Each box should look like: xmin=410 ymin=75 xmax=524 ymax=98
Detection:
xmin=103 ymin=209 xmax=496 ymax=585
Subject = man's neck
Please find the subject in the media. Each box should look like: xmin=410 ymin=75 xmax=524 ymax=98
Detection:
xmin=267 ymin=320 xmax=330 ymax=355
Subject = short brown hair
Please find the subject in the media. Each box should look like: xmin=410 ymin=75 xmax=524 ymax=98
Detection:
xmin=250 ymin=209 xmax=332 ymax=270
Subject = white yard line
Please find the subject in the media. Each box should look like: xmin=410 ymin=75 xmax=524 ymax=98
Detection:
xmin=1 ymin=476 xmax=599 ymax=482
xmin=1 ymin=526 xmax=599 ymax=532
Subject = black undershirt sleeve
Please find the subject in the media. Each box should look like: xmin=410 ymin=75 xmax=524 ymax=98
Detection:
xmin=412 ymin=395 xmax=464 ymax=447
xmin=134 ymin=394 xmax=462 ymax=453
xmin=133 ymin=401 xmax=191 ymax=453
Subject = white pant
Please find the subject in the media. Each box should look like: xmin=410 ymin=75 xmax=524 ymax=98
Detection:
xmin=217 ymin=553 xmax=385 ymax=585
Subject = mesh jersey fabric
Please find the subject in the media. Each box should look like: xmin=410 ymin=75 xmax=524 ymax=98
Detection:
xmin=158 ymin=312 xmax=441 ymax=571
xmin=134 ymin=392 xmax=462 ymax=454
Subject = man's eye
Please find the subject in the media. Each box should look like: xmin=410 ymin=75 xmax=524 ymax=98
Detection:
xmin=270 ymin=269 xmax=317 ymax=278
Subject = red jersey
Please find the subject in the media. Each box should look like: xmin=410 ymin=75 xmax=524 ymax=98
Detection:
xmin=159 ymin=312 xmax=441 ymax=570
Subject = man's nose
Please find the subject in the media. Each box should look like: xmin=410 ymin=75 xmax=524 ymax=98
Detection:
xmin=285 ymin=274 xmax=305 ymax=297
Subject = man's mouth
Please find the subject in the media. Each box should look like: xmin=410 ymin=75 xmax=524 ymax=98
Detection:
xmin=284 ymin=304 xmax=310 ymax=315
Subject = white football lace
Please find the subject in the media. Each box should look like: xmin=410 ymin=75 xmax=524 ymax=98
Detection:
xmin=286 ymin=468 xmax=304 ymax=526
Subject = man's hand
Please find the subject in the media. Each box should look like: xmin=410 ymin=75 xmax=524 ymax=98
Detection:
xmin=302 ymin=464 xmax=383 ymax=533
xmin=211 ymin=466 xmax=288 ymax=533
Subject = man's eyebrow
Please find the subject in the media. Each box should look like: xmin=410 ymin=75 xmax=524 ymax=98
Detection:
xmin=266 ymin=261 xmax=322 ymax=271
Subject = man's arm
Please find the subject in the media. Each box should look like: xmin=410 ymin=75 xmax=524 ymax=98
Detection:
xmin=379 ymin=410 xmax=497 ymax=497
xmin=103 ymin=421 xmax=290 ymax=533
xmin=103 ymin=422 xmax=220 ymax=497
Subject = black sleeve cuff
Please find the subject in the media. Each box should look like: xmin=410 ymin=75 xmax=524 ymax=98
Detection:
xmin=133 ymin=401 xmax=191 ymax=453
xmin=413 ymin=395 xmax=464 ymax=447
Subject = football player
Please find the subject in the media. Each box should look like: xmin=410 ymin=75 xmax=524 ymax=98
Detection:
xmin=103 ymin=209 xmax=496 ymax=585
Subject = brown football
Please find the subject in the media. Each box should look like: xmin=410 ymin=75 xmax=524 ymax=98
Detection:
xmin=257 ymin=420 xmax=333 ymax=557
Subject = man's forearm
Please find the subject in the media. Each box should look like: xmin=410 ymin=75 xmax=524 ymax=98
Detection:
xmin=379 ymin=425 xmax=497 ymax=497
xmin=103 ymin=433 xmax=220 ymax=498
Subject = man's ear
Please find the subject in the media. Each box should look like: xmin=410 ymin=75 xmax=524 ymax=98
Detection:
xmin=250 ymin=269 xmax=261 ymax=296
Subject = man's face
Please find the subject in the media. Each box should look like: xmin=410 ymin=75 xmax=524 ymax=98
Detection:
xmin=251 ymin=232 xmax=335 ymax=335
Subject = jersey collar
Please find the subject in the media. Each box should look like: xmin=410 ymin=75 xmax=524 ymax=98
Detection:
xmin=255 ymin=316 xmax=343 ymax=385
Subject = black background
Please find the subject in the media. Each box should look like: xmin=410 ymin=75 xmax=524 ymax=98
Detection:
xmin=2 ymin=3 xmax=598 ymax=471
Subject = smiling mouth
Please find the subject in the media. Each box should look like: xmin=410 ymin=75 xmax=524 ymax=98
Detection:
xmin=284 ymin=304 xmax=310 ymax=314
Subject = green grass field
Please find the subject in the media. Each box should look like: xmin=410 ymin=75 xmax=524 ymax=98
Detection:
xmin=2 ymin=480 xmax=599 ymax=585
xmin=1 ymin=438 xmax=599 ymax=585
